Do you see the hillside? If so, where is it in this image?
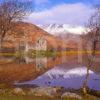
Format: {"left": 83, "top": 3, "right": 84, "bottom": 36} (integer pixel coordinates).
{"left": 3, "top": 22, "right": 70, "bottom": 51}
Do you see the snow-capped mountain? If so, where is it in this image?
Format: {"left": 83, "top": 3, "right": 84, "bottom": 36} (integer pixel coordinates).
{"left": 38, "top": 24, "right": 87, "bottom": 36}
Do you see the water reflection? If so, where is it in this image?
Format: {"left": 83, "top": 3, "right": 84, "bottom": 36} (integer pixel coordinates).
{"left": 15, "top": 66, "right": 100, "bottom": 90}
{"left": 0, "top": 55, "right": 100, "bottom": 91}
{"left": 36, "top": 57, "right": 47, "bottom": 71}
{"left": 0, "top": 56, "right": 63, "bottom": 83}
{"left": 25, "top": 56, "right": 48, "bottom": 71}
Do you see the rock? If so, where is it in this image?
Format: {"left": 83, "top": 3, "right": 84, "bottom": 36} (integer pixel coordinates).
{"left": 0, "top": 89, "right": 5, "bottom": 94}
{"left": 61, "top": 92, "right": 82, "bottom": 100}
{"left": 29, "top": 87, "right": 64, "bottom": 97}
{"left": 12, "top": 88, "right": 25, "bottom": 95}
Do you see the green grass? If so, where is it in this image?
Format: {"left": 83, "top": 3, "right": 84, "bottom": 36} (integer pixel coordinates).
{"left": 0, "top": 96, "right": 61, "bottom": 100}
{"left": 0, "top": 90, "right": 100, "bottom": 100}
{"left": 0, "top": 88, "right": 100, "bottom": 100}
{"left": 0, "top": 95, "right": 100, "bottom": 100}
{"left": 27, "top": 50, "right": 57, "bottom": 58}
{"left": 0, "top": 84, "right": 100, "bottom": 100}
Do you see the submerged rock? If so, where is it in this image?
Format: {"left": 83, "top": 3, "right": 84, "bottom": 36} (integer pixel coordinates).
{"left": 61, "top": 92, "right": 82, "bottom": 100}
{"left": 12, "top": 88, "right": 25, "bottom": 95}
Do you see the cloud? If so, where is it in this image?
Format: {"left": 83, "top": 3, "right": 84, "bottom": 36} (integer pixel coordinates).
{"left": 26, "top": 3, "right": 94, "bottom": 26}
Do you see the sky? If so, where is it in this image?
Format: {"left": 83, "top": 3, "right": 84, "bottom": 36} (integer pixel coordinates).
{"left": 26, "top": 0, "right": 100, "bottom": 26}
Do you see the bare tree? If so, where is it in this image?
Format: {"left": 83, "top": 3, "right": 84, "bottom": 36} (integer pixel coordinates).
{"left": 0, "top": 0, "right": 33, "bottom": 50}
{"left": 82, "top": 6, "right": 100, "bottom": 94}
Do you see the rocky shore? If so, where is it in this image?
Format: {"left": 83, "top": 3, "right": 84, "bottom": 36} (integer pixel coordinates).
{"left": 0, "top": 85, "right": 100, "bottom": 100}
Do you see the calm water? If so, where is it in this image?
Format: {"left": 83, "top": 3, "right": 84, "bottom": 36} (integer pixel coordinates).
{"left": 14, "top": 56, "right": 100, "bottom": 91}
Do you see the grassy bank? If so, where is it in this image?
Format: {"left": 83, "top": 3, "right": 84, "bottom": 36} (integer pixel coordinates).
{"left": 0, "top": 96, "right": 60, "bottom": 100}
{"left": 28, "top": 50, "right": 57, "bottom": 57}
{"left": 0, "top": 91, "right": 100, "bottom": 100}
{"left": 0, "top": 50, "right": 85, "bottom": 59}
{"left": 0, "top": 95, "right": 100, "bottom": 100}
{"left": 6, "top": 50, "right": 58, "bottom": 59}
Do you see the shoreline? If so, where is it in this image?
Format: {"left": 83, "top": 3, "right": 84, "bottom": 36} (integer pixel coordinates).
{"left": 0, "top": 84, "right": 100, "bottom": 99}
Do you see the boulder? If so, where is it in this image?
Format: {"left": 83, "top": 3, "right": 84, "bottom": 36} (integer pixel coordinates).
{"left": 61, "top": 92, "right": 82, "bottom": 100}
{"left": 29, "top": 87, "right": 64, "bottom": 97}
{"left": 12, "top": 88, "right": 25, "bottom": 95}
{"left": 0, "top": 89, "right": 5, "bottom": 94}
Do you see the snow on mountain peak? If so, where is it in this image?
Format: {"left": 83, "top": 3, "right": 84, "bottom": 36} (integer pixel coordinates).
{"left": 38, "top": 24, "right": 87, "bottom": 35}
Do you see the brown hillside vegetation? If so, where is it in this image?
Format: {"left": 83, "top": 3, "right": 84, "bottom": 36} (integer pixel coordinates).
{"left": 3, "top": 22, "right": 70, "bottom": 50}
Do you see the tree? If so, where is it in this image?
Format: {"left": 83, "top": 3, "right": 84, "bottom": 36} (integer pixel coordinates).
{"left": 82, "top": 6, "right": 100, "bottom": 94}
{"left": 0, "top": 0, "right": 33, "bottom": 50}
